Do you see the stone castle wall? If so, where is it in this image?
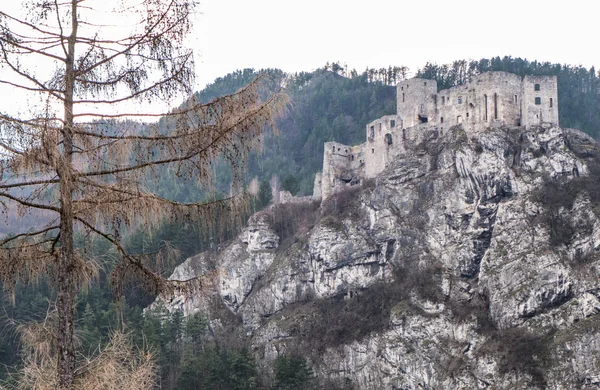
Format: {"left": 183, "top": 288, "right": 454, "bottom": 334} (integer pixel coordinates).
{"left": 397, "top": 79, "right": 438, "bottom": 128}
{"left": 522, "top": 75, "right": 559, "bottom": 128}
{"left": 320, "top": 141, "right": 364, "bottom": 200}
{"left": 314, "top": 71, "right": 559, "bottom": 201}
{"left": 363, "top": 114, "right": 403, "bottom": 178}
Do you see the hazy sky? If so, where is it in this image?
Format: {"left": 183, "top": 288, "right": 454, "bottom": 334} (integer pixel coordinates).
{"left": 193, "top": 0, "right": 598, "bottom": 89}
{"left": 0, "top": 0, "right": 596, "bottom": 118}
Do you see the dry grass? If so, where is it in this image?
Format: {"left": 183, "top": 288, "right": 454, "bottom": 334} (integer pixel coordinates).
{"left": 4, "top": 327, "right": 156, "bottom": 390}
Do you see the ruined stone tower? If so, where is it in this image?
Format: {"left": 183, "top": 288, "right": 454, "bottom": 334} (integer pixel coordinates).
{"left": 314, "top": 71, "right": 559, "bottom": 201}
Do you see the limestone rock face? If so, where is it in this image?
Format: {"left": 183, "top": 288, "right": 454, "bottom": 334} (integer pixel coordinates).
{"left": 156, "top": 125, "right": 600, "bottom": 389}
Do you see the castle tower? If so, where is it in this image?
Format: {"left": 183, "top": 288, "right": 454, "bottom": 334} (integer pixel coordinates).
{"left": 396, "top": 78, "right": 438, "bottom": 128}
{"left": 521, "top": 75, "right": 559, "bottom": 128}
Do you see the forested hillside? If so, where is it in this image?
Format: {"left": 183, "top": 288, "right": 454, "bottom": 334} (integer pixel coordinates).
{"left": 185, "top": 57, "right": 600, "bottom": 196}
{"left": 1, "top": 57, "right": 599, "bottom": 388}
{"left": 188, "top": 67, "right": 397, "bottom": 195}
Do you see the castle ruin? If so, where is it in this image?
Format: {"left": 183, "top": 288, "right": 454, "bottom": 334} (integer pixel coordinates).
{"left": 314, "top": 71, "right": 559, "bottom": 200}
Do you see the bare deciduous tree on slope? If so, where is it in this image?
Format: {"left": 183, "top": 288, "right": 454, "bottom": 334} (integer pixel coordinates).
{"left": 0, "top": 1, "right": 286, "bottom": 387}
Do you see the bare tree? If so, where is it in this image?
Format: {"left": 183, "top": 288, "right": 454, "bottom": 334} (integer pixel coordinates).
{"left": 0, "top": 0, "right": 286, "bottom": 388}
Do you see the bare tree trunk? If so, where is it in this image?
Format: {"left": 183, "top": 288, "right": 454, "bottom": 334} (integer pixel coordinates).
{"left": 57, "top": 2, "right": 78, "bottom": 388}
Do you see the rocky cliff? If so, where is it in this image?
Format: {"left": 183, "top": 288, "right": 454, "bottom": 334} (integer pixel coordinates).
{"left": 155, "top": 124, "right": 600, "bottom": 389}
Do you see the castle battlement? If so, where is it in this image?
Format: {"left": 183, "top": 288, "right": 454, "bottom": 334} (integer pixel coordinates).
{"left": 314, "top": 71, "right": 559, "bottom": 201}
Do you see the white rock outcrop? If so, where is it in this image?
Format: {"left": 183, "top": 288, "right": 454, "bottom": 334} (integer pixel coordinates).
{"left": 154, "top": 124, "right": 600, "bottom": 389}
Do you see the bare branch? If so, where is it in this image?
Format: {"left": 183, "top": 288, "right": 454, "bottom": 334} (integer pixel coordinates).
{"left": 0, "top": 48, "right": 65, "bottom": 101}
{"left": 0, "top": 79, "right": 62, "bottom": 94}
{"left": 75, "top": 0, "right": 178, "bottom": 77}
{"left": 74, "top": 216, "right": 171, "bottom": 296}
{"left": 0, "top": 10, "right": 64, "bottom": 40}
{"left": 0, "top": 191, "right": 60, "bottom": 212}
{"left": 54, "top": 0, "right": 68, "bottom": 57}
{"left": 76, "top": 92, "right": 285, "bottom": 177}
{"left": 0, "top": 178, "right": 59, "bottom": 190}
{"left": 0, "top": 226, "right": 59, "bottom": 247}
{"left": 74, "top": 51, "right": 193, "bottom": 105}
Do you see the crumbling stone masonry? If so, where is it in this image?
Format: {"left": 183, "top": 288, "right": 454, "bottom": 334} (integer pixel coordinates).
{"left": 314, "top": 71, "right": 559, "bottom": 200}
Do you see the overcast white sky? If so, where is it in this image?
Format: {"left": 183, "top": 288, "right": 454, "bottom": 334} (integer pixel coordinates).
{"left": 0, "top": 0, "right": 597, "bottom": 118}
{"left": 193, "top": 0, "right": 598, "bottom": 89}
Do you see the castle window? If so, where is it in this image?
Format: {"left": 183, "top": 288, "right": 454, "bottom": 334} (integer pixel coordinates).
{"left": 458, "top": 96, "right": 463, "bottom": 104}
{"left": 332, "top": 146, "right": 335, "bottom": 152}
{"left": 550, "top": 98, "right": 553, "bottom": 108}
{"left": 424, "top": 82, "right": 427, "bottom": 86}
{"left": 372, "top": 148, "right": 374, "bottom": 153}
{"left": 535, "top": 97, "right": 541, "bottom": 105}
{"left": 534, "top": 83, "right": 540, "bottom": 91}
{"left": 401, "top": 86, "right": 404, "bottom": 91}
{"left": 390, "top": 119, "right": 396, "bottom": 128}
{"left": 484, "top": 94, "right": 488, "bottom": 121}
{"left": 466, "top": 112, "right": 469, "bottom": 118}
{"left": 351, "top": 155, "right": 354, "bottom": 161}
{"left": 379, "top": 122, "right": 382, "bottom": 132}
{"left": 494, "top": 93, "right": 498, "bottom": 119}
{"left": 442, "top": 96, "right": 445, "bottom": 104}
{"left": 402, "top": 93, "right": 405, "bottom": 102}
{"left": 514, "top": 95, "right": 518, "bottom": 103}
{"left": 385, "top": 133, "right": 393, "bottom": 145}
{"left": 440, "top": 117, "right": 444, "bottom": 123}
{"left": 370, "top": 126, "right": 375, "bottom": 139}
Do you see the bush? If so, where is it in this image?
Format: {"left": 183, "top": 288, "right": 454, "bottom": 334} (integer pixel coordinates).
{"left": 532, "top": 163, "right": 600, "bottom": 248}
{"left": 280, "top": 263, "right": 445, "bottom": 354}
{"left": 282, "top": 175, "right": 301, "bottom": 196}
{"left": 264, "top": 201, "right": 320, "bottom": 243}
{"left": 320, "top": 215, "right": 345, "bottom": 232}
{"left": 477, "top": 327, "right": 549, "bottom": 388}
{"left": 177, "top": 347, "right": 258, "bottom": 390}
{"left": 272, "top": 356, "right": 312, "bottom": 390}
{"left": 257, "top": 180, "right": 273, "bottom": 210}
{"left": 320, "top": 185, "right": 363, "bottom": 217}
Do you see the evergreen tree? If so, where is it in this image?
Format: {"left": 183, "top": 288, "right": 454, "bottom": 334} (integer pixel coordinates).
{"left": 272, "top": 356, "right": 313, "bottom": 390}
{"left": 258, "top": 180, "right": 273, "bottom": 209}
{"left": 282, "top": 175, "right": 301, "bottom": 196}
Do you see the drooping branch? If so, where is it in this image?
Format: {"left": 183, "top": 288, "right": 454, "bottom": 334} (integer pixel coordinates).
{"left": 0, "top": 48, "right": 65, "bottom": 101}
{"left": 0, "top": 238, "right": 57, "bottom": 296}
